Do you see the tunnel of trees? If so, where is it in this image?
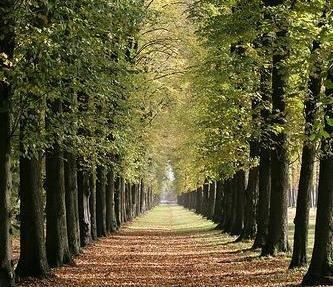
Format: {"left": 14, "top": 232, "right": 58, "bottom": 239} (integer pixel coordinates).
{"left": 0, "top": 0, "right": 333, "bottom": 286}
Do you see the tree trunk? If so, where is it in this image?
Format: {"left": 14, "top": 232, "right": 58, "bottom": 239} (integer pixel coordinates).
{"left": 238, "top": 95, "right": 260, "bottom": 241}
{"left": 139, "top": 180, "right": 144, "bottom": 213}
{"left": 46, "top": 142, "right": 71, "bottom": 267}
{"left": 89, "top": 170, "right": 97, "bottom": 240}
{"left": 126, "top": 183, "right": 132, "bottom": 220}
{"left": 195, "top": 186, "right": 203, "bottom": 215}
{"left": 96, "top": 166, "right": 107, "bottom": 237}
{"left": 0, "top": 2, "right": 15, "bottom": 285}
{"left": 253, "top": 59, "right": 272, "bottom": 249}
{"left": 131, "top": 183, "right": 136, "bottom": 218}
{"left": 0, "top": 102, "right": 14, "bottom": 285}
{"left": 106, "top": 169, "right": 117, "bottom": 233}
{"left": 16, "top": 153, "right": 49, "bottom": 279}
{"left": 262, "top": 22, "right": 290, "bottom": 255}
{"left": 121, "top": 178, "right": 127, "bottom": 222}
{"left": 114, "top": 177, "right": 122, "bottom": 227}
{"left": 64, "top": 152, "right": 80, "bottom": 256}
{"left": 207, "top": 182, "right": 216, "bottom": 220}
{"left": 78, "top": 167, "right": 91, "bottom": 247}
{"left": 213, "top": 180, "right": 223, "bottom": 224}
{"left": 230, "top": 171, "right": 245, "bottom": 236}
{"left": 238, "top": 162, "right": 258, "bottom": 241}
{"left": 302, "top": 67, "right": 333, "bottom": 286}
{"left": 217, "top": 180, "right": 232, "bottom": 231}
{"left": 302, "top": 157, "right": 333, "bottom": 285}
{"left": 202, "top": 180, "right": 209, "bottom": 218}
{"left": 290, "top": 40, "right": 321, "bottom": 269}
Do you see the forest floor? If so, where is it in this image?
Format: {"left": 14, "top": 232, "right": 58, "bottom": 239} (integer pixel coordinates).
{"left": 16, "top": 205, "right": 313, "bottom": 287}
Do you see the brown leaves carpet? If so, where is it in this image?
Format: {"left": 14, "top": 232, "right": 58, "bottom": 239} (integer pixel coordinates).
{"left": 17, "top": 205, "right": 305, "bottom": 286}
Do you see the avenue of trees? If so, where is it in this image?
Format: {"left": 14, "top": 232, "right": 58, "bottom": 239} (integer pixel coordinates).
{"left": 1, "top": 0, "right": 333, "bottom": 287}
{"left": 0, "top": 1, "right": 165, "bottom": 286}
{"left": 176, "top": 0, "right": 333, "bottom": 286}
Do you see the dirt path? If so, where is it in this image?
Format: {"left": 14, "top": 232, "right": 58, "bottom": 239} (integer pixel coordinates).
{"left": 18, "top": 205, "right": 304, "bottom": 287}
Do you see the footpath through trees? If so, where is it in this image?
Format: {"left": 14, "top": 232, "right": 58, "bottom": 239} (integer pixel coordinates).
{"left": 17, "top": 205, "right": 305, "bottom": 287}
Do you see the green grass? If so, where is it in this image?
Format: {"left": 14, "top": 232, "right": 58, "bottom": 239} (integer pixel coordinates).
{"left": 128, "top": 204, "right": 217, "bottom": 234}
{"left": 131, "top": 205, "right": 317, "bottom": 258}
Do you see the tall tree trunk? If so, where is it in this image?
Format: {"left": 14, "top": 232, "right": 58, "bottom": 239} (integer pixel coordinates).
{"left": 89, "top": 170, "right": 97, "bottom": 240}
{"left": 131, "top": 183, "right": 136, "bottom": 218}
{"left": 64, "top": 152, "right": 80, "bottom": 256}
{"left": 302, "top": 66, "right": 333, "bottom": 286}
{"left": 202, "top": 180, "right": 209, "bottom": 218}
{"left": 0, "top": 106, "right": 14, "bottom": 285}
{"left": 195, "top": 186, "right": 203, "bottom": 215}
{"left": 253, "top": 62, "right": 272, "bottom": 249}
{"left": 46, "top": 140, "right": 71, "bottom": 267}
{"left": 96, "top": 166, "right": 107, "bottom": 237}
{"left": 238, "top": 96, "right": 260, "bottom": 241}
{"left": 140, "top": 180, "right": 145, "bottom": 213}
{"left": 114, "top": 177, "right": 122, "bottom": 227}
{"left": 262, "top": 8, "right": 290, "bottom": 254}
{"left": 16, "top": 152, "right": 49, "bottom": 278}
{"left": 239, "top": 155, "right": 259, "bottom": 241}
{"left": 126, "top": 183, "right": 132, "bottom": 220}
{"left": 121, "top": 178, "right": 127, "bottom": 222}
{"left": 230, "top": 171, "right": 245, "bottom": 236}
{"left": 217, "top": 180, "right": 232, "bottom": 231}
{"left": 17, "top": 91, "right": 49, "bottom": 278}
{"left": 213, "top": 180, "right": 223, "bottom": 224}
{"left": 0, "top": 2, "right": 15, "bottom": 285}
{"left": 207, "top": 182, "right": 216, "bottom": 220}
{"left": 135, "top": 183, "right": 140, "bottom": 216}
{"left": 78, "top": 167, "right": 91, "bottom": 247}
{"left": 106, "top": 168, "right": 117, "bottom": 233}
{"left": 290, "top": 40, "right": 321, "bottom": 269}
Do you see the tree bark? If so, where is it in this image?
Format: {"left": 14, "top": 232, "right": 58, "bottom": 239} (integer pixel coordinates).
{"left": 238, "top": 159, "right": 258, "bottom": 241}
{"left": 195, "top": 186, "right": 203, "bottom": 215}
{"left": 89, "top": 170, "right": 97, "bottom": 240}
{"left": 217, "top": 180, "right": 232, "bottom": 231}
{"left": 238, "top": 95, "right": 260, "bottom": 241}
{"left": 121, "top": 178, "right": 127, "bottom": 222}
{"left": 114, "top": 177, "right": 122, "bottom": 227}
{"left": 139, "top": 180, "right": 145, "bottom": 213}
{"left": 126, "top": 183, "right": 132, "bottom": 220}
{"left": 106, "top": 169, "right": 117, "bottom": 233}
{"left": 0, "top": 108, "right": 14, "bottom": 285}
{"left": 202, "top": 180, "right": 209, "bottom": 218}
{"left": 96, "top": 166, "right": 107, "bottom": 237}
{"left": 213, "top": 180, "right": 223, "bottom": 224}
{"left": 207, "top": 182, "right": 216, "bottom": 220}
{"left": 46, "top": 141, "right": 71, "bottom": 267}
{"left": 64, "top": 152, "right": 80, "bottom": 256}
{"left": 230, "top": 171, "right": 245, "bottom": 236}
{"left": 290, "top": 40, "right": 321, "bottom": 269}
{"left": 78, "top": 167, "right": 92, "bottom": 247}
{"left": 253, "top": 59, "right": 272, "bottom": 249}
{"left": 262, "top": 22, "right": 290, "bottom": 255}
{"left": 16, "top": 153, "right": 49, "bottom": 279}
{"left": 0, "top": 1, "right": 15, "bottom": 285}
{"left": 302, "top": 66, "right": 333, "bottom": 286}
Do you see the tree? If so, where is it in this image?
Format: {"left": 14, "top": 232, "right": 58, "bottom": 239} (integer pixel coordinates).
{"left": 64, "top": 151, "right": 81, "bottom": 256}
{"left": 0, "top": 1, "right": 15, "bottom": 285}
{"left": 46, "top": 101, "right": 71, "bottom": 267}
{"left": 106, "top": 168, "right": 117, "bottom": 233}
{"left": 262, "top": 0, "right": 290, "bottom": 256}
{"left": 302, "top": 65, "right": 333, "bottom": 286}
{"left": 290, "top": 39, "right": 322, "bottom": 268}
{"left": 253, "top": 62, "right": 272, "bottom": 249}
{"left": 96, "top": 166, "right": 107, "bottom": 237}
